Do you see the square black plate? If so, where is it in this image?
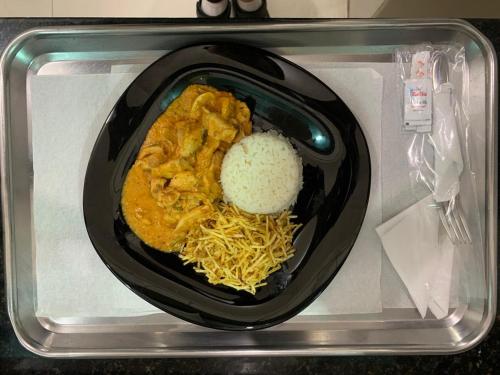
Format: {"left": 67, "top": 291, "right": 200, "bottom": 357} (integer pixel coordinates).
{"left": 83, "top": 44, "right": 370, "bottom": 330}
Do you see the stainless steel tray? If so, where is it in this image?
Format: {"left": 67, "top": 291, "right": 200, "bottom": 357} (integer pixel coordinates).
{"left": 1, "top": 19, "right": 497, "bottom": 357}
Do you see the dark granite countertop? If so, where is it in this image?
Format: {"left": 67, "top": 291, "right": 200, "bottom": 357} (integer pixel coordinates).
{"left": 0, "top": 18, "right": 498, "bottom": 374}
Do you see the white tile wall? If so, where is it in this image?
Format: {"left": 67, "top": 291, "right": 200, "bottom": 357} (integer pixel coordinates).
{"left": 0, "top": 0, "right": 350, "bottom": 18}
{"left": 349, "top": 0, "right": 383, "bottom": 17}
{"left": 267, "top": 0, "right": 346, "bottom": 18}
{"left": 53, "top": 0, "right": 197, "bottom": 18}
{"left": 0, "top": 0, "right": 52, "bottom": 17}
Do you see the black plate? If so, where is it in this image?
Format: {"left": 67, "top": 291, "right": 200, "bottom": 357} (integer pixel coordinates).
{"left": 83, "top": 44, "right": 370, "bottom": 330}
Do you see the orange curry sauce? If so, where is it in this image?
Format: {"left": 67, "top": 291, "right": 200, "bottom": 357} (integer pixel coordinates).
{"left": 121, "top": 85, "right": 252, "bottom": 251}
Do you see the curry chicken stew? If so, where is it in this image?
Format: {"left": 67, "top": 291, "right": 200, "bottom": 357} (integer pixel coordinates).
{"left": 121, "top": 84, "right": 252, "bottom": 251}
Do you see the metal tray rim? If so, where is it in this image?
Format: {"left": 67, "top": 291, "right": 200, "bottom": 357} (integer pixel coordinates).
{"left": 1, "top": 18, "right": 497, "bottom": 357}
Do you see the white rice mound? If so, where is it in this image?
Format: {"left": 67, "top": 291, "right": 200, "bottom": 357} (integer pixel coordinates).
{"left": 220, "top": 131, "right": 303, "bottom": 214}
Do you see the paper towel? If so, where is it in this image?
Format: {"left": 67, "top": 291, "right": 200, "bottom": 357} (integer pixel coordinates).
{"left": 32, "top": 73, "right": 162, "bottom": 318}
{"left": 299, "top": 66, "right": 383, "bottom": 315}
{"left": 32, "top": 63, "right": 383, "bottom": 319}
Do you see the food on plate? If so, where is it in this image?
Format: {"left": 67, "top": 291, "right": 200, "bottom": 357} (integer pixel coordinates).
{"left": 121, "top": 84, "right": 303, "bottom": 294}
{"left": 121, "top": 84, "right": 252, "bottom": 251}
{"left": 181, "top": 203, "right": 300, "bottom": 294}
{"left": 220, "top": 131, "right": 303, "bottom": 214}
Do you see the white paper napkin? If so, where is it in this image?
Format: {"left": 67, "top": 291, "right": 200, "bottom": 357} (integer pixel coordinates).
{"left": 376, "top": 195, "right": 455, "bottom": 318}
{"left": 428, "top": 233, "right": 455, "bottom": 319}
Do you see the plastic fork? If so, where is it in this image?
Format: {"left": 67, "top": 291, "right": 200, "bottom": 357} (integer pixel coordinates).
{"left": 431, "top": 53, "right": 472, "bottom": 245}
{"left": 434, "top": 197, "right": 472, "bottom": 245}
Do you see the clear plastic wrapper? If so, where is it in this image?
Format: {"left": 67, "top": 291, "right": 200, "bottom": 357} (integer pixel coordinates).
{"left": 394, "top": 44, "right": 486, "bottom": 315}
